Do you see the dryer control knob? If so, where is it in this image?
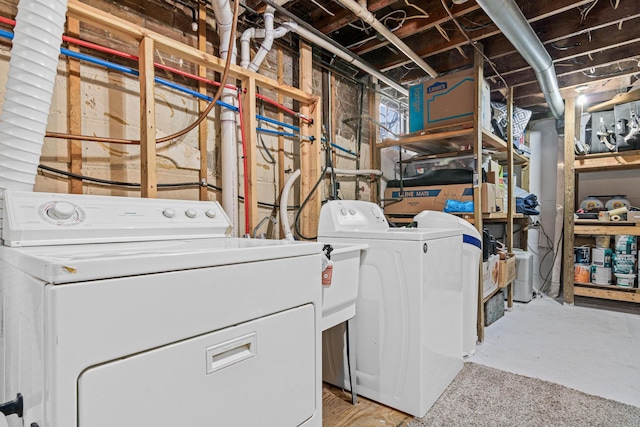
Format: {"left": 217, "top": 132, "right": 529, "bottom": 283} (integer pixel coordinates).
{"left": 162, "top": 208, "right": 176, "bottom": 218}
{"left": 47, "top": 201, "right": 76, "bottom": 220}
{"left": 348, "top": 209, "right": 356, "bottom": 215}
{"left": 185, "top": 208, "right": 197, "bottom": 218}
{"left": 340, "top": 208, "right": 347, "bottom": 216}
{"left": 205, "top": 209, "right": 217, "bottom": 218}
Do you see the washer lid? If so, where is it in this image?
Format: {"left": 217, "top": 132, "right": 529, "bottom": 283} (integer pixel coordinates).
{"left": 0, "top": 238, "right": 321, "bottom": 284}
{"left": 318, "top": 227, "right": 460, "bottom": 241}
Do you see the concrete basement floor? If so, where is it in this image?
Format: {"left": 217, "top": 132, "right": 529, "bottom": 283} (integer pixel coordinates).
{"left": 468, "top": 295, "right": 640, "bottom": 408}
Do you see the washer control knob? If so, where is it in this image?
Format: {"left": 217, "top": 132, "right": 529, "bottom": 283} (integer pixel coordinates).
{"left": 340, "top": 208, "right": 347, "bottom": 216}
{"left": 47, "top": 201, "right": 76, "bottom": 220}
{"left": 185, "top": 208, "right": 197, "bottom": 218}
{"left": 162, "top": 208, "right": 176, "bottom": 218}
{"left": 205, "top": 209, "right": 217, "bottom": 218}
{"left": 349, "top": 209, "right": 356, "bottom": 215}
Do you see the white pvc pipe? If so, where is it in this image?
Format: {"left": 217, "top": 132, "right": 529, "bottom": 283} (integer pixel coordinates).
{"left": 325, "top": 167, "right": 383, "bottom": 176}
{"left": 334, "top": 0, "right": 438, "bottom": 78}
{"left": 241, "top": 26, "right": 289, "bottom": 70}
{"left": 282, "top": 21, "right": 408, "bottom": 96}
{"left": 211, "top": 0, "right": 239, "bottom": 235}
{"left": 0, "top": 0, "right": 68, "bottom": 191}
{"left": 248, "top": 6, "right": 275, "bottom": 72}
{"left": 280, "top": 169, "right": 300, "bottom": 241}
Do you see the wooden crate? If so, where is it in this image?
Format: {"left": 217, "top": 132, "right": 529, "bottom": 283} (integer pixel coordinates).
{"left": 498, "top": 253, "right": 516, "bottom": 288}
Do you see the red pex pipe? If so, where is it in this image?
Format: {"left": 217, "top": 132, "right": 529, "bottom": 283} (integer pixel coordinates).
{"left": 0, "top": 14, "right": 309, "bottom": 122}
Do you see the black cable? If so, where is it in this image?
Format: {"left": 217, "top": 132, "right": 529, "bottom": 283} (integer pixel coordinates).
{"left": 37, "top": 164, "right": 301, "bottom": 209}
{"left": 294, "top": 164, "right": 330, "bottom": 240}
{"left": 256, "top": 87, "right": 277, "bottom": 165}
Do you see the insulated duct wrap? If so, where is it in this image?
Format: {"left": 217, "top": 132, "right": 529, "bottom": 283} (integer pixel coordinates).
{"left": 0, "top": 0, "right": 68, "bottom": 191}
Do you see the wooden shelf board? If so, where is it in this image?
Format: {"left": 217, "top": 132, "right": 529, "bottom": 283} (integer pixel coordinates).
{"left": 575, "top": 150, "right": 640, "bottom": 172}
{"left": 451, "top": 212, "right": 525, "bottom": 224}
{"left": 378, "top": 123, "right": 508, "bottom": 155}
{"left": 575, "top": 283, "right": 640, "bottom": 303}
{"left": 574, "top": 224, "right": 640, "bottom": 236}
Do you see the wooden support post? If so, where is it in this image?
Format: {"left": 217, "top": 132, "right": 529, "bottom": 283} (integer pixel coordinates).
{"left": 139, "top": 37, "right": 157, "bottom": 198}
{"left": 197, "top": 2, "right": 208, "bottom": 201}
{"left": 277, "top": 48, "right": 286, "bottom": 238}
{"left": 506, "top": 87, "right": 515, "bottom": 309}
{"left": 67, "top": 17, "right": 83, "bottom": 194}
{"left": 241, "top": 77, "right": 259, "bottom": 234}
{"left": 299, "top": 41, "right": 321, "bottom": 239}
{"left": 369, "top": 77, "right": 380, "bottom": 202}
{"left": 563, "top": 97, "right": 577, "bottom": 304}
{"left": 506, "top": 87, "right": 514, "bottom": 252}
{"left": 473, "top": 46, "right": 486, "bottom": 342}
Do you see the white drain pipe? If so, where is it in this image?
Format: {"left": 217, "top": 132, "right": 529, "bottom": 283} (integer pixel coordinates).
{"left": 211, "top": 0, "right": 239, "bottom": 235}
{"left": 280, "top": 169, "right": 300, "bottom": 241}
{"left": 240, "top": 25, "right": 289, "bottom": 70}
{"left": 334, "top": 0, "right": 438, "bottom": 79}
{"left": 0, "top": 0, "right": 68, "bottom": 191}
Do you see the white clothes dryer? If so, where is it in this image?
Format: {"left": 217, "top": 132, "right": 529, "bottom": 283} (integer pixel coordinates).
{"left": 0, "top": 190, "right": 322, "bottom": 427}
{"left": 318, "top": 200, "right": 463, "bottom": 417}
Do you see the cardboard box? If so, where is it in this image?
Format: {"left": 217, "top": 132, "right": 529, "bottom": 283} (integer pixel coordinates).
{"left": 628, "top": 211, "right": 640, "bottom": 223}
{"left": 482, "top": 253, "right": 500, "bottom": 300}
{"left": 408, "top": 68, "right": 491, "bottom": 133}
{"left": 481, "top": 183, "right": 497, "bottom": 213}
{"left": 384, "top": 183, "right": 473, "bottom": 215}
{"left": 384, "top": 182, "right": 495, "bottom": 215}
{"left": 498, "top": 253, "right": 516, "bottom": 288}
{"left": 495, "top": 184, "right": 506, "bottom": 212}
{"left": 486, "top": 160, "right": 501, "bottom": 184}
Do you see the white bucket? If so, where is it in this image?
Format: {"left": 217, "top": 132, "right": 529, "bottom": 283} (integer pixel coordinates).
{"left": 615, "top": 273, "right": 636, "bottom": 288}
{"left": 591, "top": 266, "right": 612, "bottom": 285}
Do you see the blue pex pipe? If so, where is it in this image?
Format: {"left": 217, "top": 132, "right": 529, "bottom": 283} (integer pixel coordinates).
{"left": 0, "top": 29, "right": 304, "bottom": 129}
{"left": 330, "top": 142, "right": 357, "bottom": 157}
{"left": 257, "top": 127, "right": 313, "bottom": 140}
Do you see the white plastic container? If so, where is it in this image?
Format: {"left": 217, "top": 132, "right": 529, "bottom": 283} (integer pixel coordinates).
{"left": 615, "top": 273, "right": 636, "bottom": 288}
{"left": 319, "top": 243, "right": 368, "bottom": 331}
{"left": 513, "top": 249, "right": 534, "bottom": 302}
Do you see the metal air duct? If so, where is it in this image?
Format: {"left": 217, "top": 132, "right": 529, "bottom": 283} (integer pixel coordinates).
{"left": 476, "top": 0, "right": 564, "bottom": 119}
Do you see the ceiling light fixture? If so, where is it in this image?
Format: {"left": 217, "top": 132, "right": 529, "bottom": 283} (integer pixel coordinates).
{"left": 574, "top": 84, "right": 589, "bottom": 92}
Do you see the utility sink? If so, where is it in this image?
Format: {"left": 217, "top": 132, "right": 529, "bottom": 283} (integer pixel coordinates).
{"left": 320, "top": 243, "right": 368, "bottom": 331}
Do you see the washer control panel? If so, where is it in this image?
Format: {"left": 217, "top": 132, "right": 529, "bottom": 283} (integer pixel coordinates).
{"left": 318, "top": 200, "right": 388, "bottom": 233}
{"left": 2, "top": 190, "right": 232, "bottom": 247}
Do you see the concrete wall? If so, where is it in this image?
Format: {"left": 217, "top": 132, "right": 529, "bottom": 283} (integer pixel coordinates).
{"left": 0, "top": 0, "right": 375, "bottom": 237}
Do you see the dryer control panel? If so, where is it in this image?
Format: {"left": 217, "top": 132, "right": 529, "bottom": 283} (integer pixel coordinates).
{"left": 318, "top": 200, "right": 388, "bottom": 233}
{"left": 1, "top": 190, "right": 232, "bottom": 247}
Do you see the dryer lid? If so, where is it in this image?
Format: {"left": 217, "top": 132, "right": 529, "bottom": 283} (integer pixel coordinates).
{"left": 0, "top": 237, "right": 322, "bottom": 284}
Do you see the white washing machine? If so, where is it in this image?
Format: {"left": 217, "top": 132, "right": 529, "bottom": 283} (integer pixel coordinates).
{"left": 0, "top": 190, "right": 322, "bottom": 427}
{"left": 318, "top": 200, "right": 463, "bottom": 417}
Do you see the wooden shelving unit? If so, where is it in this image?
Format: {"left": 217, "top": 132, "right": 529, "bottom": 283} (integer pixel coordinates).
{"left": 375, "top": 47, "right": 526, "bottom": 342}
{"left": 564, "top": 147, "right": 640, "bottom": 304}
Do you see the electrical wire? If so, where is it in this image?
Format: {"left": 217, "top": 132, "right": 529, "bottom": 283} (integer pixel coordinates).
{"left": 294, "top": 163, "right": 330, "bottom": 241}
{"left": 37, "top": 163, "right": 300, "bottom": 209}
{"left": 46, "top": 0, "right": 239, "bottom": 146}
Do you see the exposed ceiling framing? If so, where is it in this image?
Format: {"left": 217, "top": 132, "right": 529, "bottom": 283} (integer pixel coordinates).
{"left": 242, "top": 0, "right": 640, "bottom": 118}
